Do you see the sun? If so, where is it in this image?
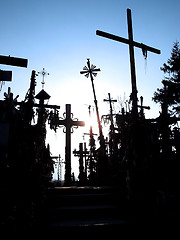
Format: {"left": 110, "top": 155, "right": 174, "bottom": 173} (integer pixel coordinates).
{"left": 83, "top": 106, "right": 99, "bottom": 135}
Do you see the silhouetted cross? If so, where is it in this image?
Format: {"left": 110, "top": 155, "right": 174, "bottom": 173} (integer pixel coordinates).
{"left": 138, "top": 96, "right": 150, "bottom": 119}
{"left": 58, "top": 104, "right": 85, "bottom": 186}
{"left": 96, "top": 8, "right": 160, "bottom": 120}
{"left": 80, "top": 59, "right": 104, "bottom": 146}
{"left": 73, "top": 143, "right": 89, "bottom": 184}
{"left": 38, "top": 68, "right": 49, "bottom": 89}
{"left": 103, "top": 93, "right": 117, "bottom": 130}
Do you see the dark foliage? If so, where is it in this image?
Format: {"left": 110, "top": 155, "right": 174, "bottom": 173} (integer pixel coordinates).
{"left": 153, "top": 41, "right": 180, "bottom": 115}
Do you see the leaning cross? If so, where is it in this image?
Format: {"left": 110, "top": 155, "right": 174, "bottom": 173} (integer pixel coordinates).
{"left": 58, "top": 104, "right": 85, "bottom": 186}
{"left": 96, "top": 8, "right": 160, "bottom": 120}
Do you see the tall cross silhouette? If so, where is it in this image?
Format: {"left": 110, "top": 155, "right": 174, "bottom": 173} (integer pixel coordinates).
{"left": 96, "top": 8, "right": 160, "bottom": 120}
{"left": 80, "top": 59, "right": 104, "bottom": 146}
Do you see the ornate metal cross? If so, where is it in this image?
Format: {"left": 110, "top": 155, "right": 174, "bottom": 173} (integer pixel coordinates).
{"left": 38, "top": 68, "right": 49, "bottom": 89}
{"left": 58, "top": 104, "right": 85, "bottom": 185}
{"left": 80, "top": 59, "right": 104, "bottom": 146}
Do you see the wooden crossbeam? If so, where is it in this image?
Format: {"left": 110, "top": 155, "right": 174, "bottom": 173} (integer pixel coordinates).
{"left": 96, "top": 30, "right": 161, "bottom": 55}
{"left": 0, "top": 55, "right": 28, "bottom": 68}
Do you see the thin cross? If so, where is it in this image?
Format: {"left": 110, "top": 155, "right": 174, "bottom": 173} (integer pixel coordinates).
{"left": 58, "top": 104, "right": 85, "bottom": 186}
{"left": 38, "top": 67, "right": 49, "bottom": 89}
{"left": 96, "top": 8, "right": 160, "bottom": 120}
{"left": 103, "top": 93, "right": 117, "bottom": 131}
{"left": 80, "top": 59, "right": 104, "bottom": 146}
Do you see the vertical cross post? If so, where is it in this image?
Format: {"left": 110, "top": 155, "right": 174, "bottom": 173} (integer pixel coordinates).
{"left": 59, "top": 104, "right": 85, "bottom": 186}
{"left": 127, "top": 9, "right": 138, "bottom": 119}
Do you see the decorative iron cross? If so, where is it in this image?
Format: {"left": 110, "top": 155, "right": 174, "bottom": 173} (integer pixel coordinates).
{"left": 58, "top": 104, "right": 85, "bottom": 186}
{"left": 96, "top": 8, "right": 160, "bottom": 120}
{"left": 80, "top": 59, "right": 104, "bottom": 146}
{"left": 38, "top": 68, "right": 49, "bottom": 89}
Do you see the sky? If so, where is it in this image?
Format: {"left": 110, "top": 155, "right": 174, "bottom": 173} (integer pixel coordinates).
{"left": 0, "top": 0, "right": 180, "bottom": 180}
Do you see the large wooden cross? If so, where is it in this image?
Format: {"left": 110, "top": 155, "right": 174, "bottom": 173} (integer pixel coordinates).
{"left": 58, "top": 104, "right": 85, "bottom": 185}
{"left": 96, "top": 8, "right": 160, "bottom": 120}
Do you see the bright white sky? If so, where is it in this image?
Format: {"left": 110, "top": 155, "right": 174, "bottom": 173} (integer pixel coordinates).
{"left": 0, "top": 0, "right": 180, "bottom": 180}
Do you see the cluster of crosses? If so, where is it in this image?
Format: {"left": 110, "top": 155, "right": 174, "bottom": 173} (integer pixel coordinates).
{"left": 0, "top": 8, "right": 161, "bottom": 186}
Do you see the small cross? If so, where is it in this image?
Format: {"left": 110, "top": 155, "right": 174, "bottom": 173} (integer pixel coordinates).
{"left": 0, "top": 54, "right": 28, "bottom": 91}
{"left": 103, "top": 93, "right": 117, "bottom": 129}
{"left": 138, "top": 96, "right": 150, "bottom": 119}
{"left": 38, "top": 67, "right": 49, "bottom": 89}
{"left": 73, "top": 143, "right": 89, "bottom": 185}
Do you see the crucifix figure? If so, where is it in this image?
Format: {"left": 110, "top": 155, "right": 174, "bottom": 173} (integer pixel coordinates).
{"left": 59, "top": 104, "right": 85, "bottom": 186}
{"left": 96, "top": 8, "right": 160, "bottom": 120}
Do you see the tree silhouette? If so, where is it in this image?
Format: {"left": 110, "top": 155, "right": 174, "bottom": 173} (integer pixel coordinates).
{"left": 153, "top": 41, "right": 180, "bottom": 116}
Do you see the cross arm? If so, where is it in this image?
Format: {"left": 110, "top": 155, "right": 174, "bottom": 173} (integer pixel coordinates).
{"left": 73, "top": 120, "right": 85, "bottom": 127}
{"left": 80, "top": 69, "right": 101, "bottom": 75}
{"left": 58, "top": 119, "right": 66, "bottom": 126}
{"left": 103, "top": 99, "right": 117, "bottom": 102}
{"left": 15, "top": 102, "right": 60, "bottom": 110}
{"left": 80, "top": 70, "right": 89, "bottom": 74}
{"left": 0, "top": 55, "right": 28, "bottom": 67}
{"left": 96, "top": 30, "right": 161, "bottom": 55}
{"left": 137, "top": 105, "right": 150, "bottom": 110}
{"left": 34, "top": 103, "right": 60, "bottom": 109}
